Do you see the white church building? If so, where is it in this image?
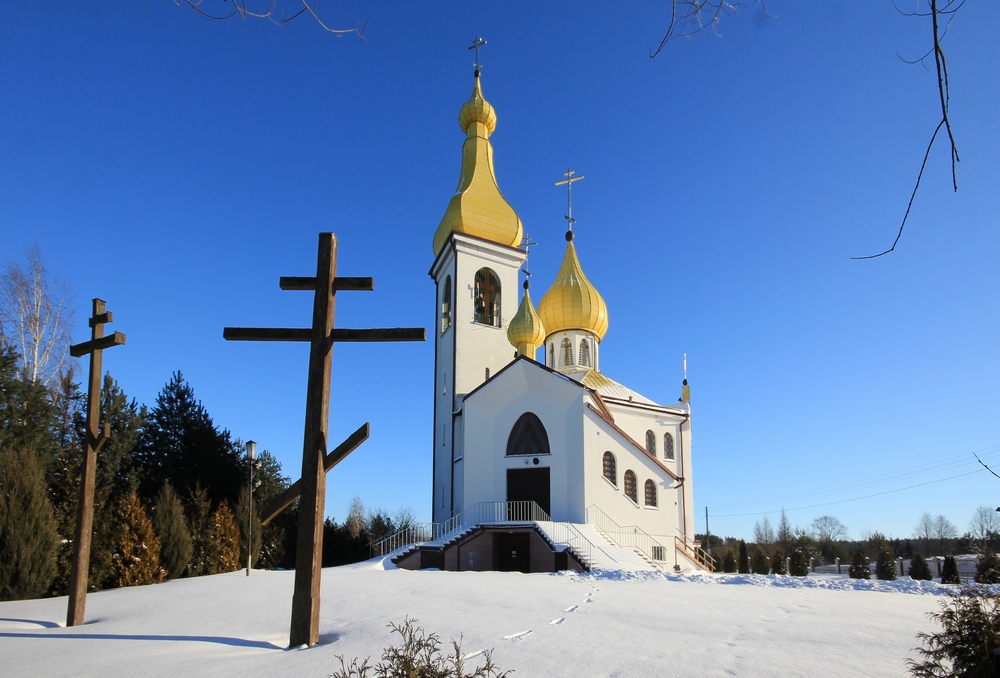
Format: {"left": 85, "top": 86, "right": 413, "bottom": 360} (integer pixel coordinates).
{"left": 390, "top": 67, "right": 711, "bottom": 574}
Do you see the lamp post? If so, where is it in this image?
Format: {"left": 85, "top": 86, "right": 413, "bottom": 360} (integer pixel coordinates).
{"left": 246, "top": 440, "right": 257, "bottom": 576}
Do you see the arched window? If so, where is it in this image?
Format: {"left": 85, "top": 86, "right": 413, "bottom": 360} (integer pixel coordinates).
{"left": 645, "top": 430, "right": 656, "bottom": 456}
{"left": 549, "top": 343, "right": 554, "bottom": 367}
{"left": 506, "top": 412, "right": 550, "bottom": 457}
{"left": 561, "top": 338, "right": 574, "bottom": 367}
{"left": 624, "top": 470, "right": 637, "bottom": 504}
{"left": 440, "top": 276, "right": 452, "bottom": 334}
{"left": 602, "top": 452, "right": 617, "bottom": 486}
{"left": 644, "top": 479, "right": 657, "bottom": 507}
{"left": 664, "top": 432, "right": 675, "bottom": 461}
{"left": 579, "top": 338, "right": 591, "bottom": 367}
{"left": 473, "top": 268, "right": 501, "bottom": 327}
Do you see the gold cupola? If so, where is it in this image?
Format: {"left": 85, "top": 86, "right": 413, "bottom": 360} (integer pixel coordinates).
{"left": 507, "top": 281, "right": 546, "bottom": 358}
{"left": 538, "top": 232, "right": 609, "bottom": 341}
{"left": 433, "top": 71, "right": 523, "bottom": 256}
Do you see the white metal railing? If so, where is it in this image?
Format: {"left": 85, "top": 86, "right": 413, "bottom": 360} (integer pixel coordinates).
{"left": 585, "top": 504, "right": 715, "bottom": 572}
{"left": 536, "top": 520, "right": 594, "bottom": 570}
{"left": 370, "top": 501, "right": 552, "bottom": 558}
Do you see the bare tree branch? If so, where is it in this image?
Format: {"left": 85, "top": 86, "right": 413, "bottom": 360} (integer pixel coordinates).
{"left": 856, "top": 0, "right": 962, "bottom": 259}
{"left": 650, "top": 1, "right": 772, "bottom": 59}
{"left": 173, "top": 0, "right": 368, "bottom": 39}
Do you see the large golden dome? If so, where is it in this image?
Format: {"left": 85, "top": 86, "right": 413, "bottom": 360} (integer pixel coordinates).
{"left": 432, "top": 72, "right": 523, "bottom": 256}
{"left": 507, "top": 284, "right": 546, "bottom": 358}
{"left": 538, "top": 235, "right": 609, "bottom": 341}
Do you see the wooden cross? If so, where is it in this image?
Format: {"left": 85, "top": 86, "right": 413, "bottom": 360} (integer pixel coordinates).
{"left": 223, "top": 232, "right": 424, "bottom": 648}
{"left": 66, "top": 299, "right": 126, "bottom": 627}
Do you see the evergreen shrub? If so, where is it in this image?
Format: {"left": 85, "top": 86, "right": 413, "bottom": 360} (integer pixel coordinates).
{"left": 789, "top": 550, "right": 809, "bottom": 577}
{"left": 907, "top": 585, "right": 1000, "bottom": 677}
{"left": 111, "top": 491, "right": 164, "bottom": 587}
{"left": 737, "top": 541, "right": 750, "bottom": 574}
{"left": 770, "top": 547, "right": 787, "bottom": 575}
{"left": 908, "top": 552, "right": 932, "bottom": 581}
{"left": 212, "top": 502, "right": 241, "bottom": 573}
{"left": 751, "top": 548, "right": 770, "bottom": 575}
{"left": 722, "top": 548, "right": 737, "bottom": 573}
{"left": 0, "top": 444, "right": 58, "bottom": 599}
{"left": 153, "top": 483, "right": 192, "bottom": 579}
{"left": 941, "top": 556, "right": 960, "bottom": 585}
{"left": 849, "top": 548, "right": 870, "bottom": 579}
{"left": 876, "top": 545, "right": 897, "bottom": 581}
{"left": 976, "top": 547, "right": 1000, "bottom": 585}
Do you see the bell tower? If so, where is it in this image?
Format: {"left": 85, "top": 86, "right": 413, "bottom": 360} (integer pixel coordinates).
{"left": 430, "top": 53, "right": 526, "bottom": 522}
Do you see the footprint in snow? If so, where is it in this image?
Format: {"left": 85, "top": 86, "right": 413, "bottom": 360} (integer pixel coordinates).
{"left": 463, "top": 650, "right": 485, "bottom": 661}
{"left": 584, "top": 598, "right": 593, "bottom": 603}
{"left": 548, "top": 618, "right": 565, "bottom": 625}
{"left": 502, "top": 630, "right": 532, "bottom": 642}
{"left": 564, "top": 605, "right": 579, "bottom": 613}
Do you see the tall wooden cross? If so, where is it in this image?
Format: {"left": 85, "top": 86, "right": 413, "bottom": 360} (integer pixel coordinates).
{"left": 66, "top": 299, "right": 126, "bottom": 627}
{"left": 223, "top": 232, "right": 424, "bottom": 648}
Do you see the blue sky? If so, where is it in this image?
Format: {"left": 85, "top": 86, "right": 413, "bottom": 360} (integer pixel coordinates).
{"left": 2, "top": 2, "right": 998, "bottom": 542}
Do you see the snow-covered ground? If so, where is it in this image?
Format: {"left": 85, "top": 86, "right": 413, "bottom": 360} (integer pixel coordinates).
{"left": 0, "top": 560, "right": 958, "bottom": 677}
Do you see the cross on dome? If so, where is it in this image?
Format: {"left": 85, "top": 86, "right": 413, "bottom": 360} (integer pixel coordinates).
{"left": 555, "top": 168, "right": 585, "bottom": 234}
{"left": 468, "top": 36, "right": 487, "bottom": 72}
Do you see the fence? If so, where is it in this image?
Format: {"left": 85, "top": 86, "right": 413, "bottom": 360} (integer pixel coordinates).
{"left": 812, "top": 556, "right": 979, "bottom": 582}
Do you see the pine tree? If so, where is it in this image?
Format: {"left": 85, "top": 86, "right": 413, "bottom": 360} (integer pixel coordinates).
{"left": 875, "top": 545, "right": 897, "bottom": 581}
{"left": 236, "top": 485, "right": 261, "bottom": 571}
{"left": 737, "top": 540, "right": 751, "bottom": 574}
{"left": 976, "top": 547, "right": 1000, "bottom": 584}
{"left": 153, "top": 483, "right": 192, "bottom": 580}
{"left": 212, "top": 501, "right": 241, "bottom": 573}
{"left": 722, "top": 547, "right": 737, "bottom": 573}
{"left": 770, "top": 547, "right": 787, "bottom": 575}
{"left": 776, "top": 508, "right": 793, "bottom": 552}
{"left": 0, "top": 443, "right": 58, "bottom": 599}
{"left": 110, "top": 491, "right": 164, "bottom": 587}
{"left": 751, "top": 548, "right": 770, "bottom": 575}
{"left": 849, "top": 548, "right": 870, "bottom": 579}
{"left": 789, "top": 549, "right": 809, "bottom": 577}
{"left": 187, "top": 484, "right": 216, "bottom": 576}
{"left": 908, "top": 552, "right": 933, "bottom": 581}
{"left": 136, "top": 372, "right": 242, "bottom": 506}
{"left": 940, "top": 556, "right": 960, "bottom": 584}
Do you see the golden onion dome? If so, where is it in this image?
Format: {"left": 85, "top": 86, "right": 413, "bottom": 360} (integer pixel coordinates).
{"left": 433, "top": 72, "right": 522, "bottom": 256}
{"left": 538, "top": 233, "right": 609, "bottom": 341}
{"left": 507, "top": 283, "right": 546, "bottom": 358}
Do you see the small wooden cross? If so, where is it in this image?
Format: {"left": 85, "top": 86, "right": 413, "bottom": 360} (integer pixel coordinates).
{"left": 66, "top": 299, "right": 126, "bottom": 627}
{"left": 224, "top": 232, "right": 424, "bottom": 648}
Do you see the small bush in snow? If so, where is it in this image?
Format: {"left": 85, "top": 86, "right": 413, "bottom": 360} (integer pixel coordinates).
{"left": 875, "top": 545, "right": 897, "bottom": 581}
{"left": 907, "top": 585, "right": 1000, "bottom": 677}
{"left": 330, "top": 616, "right": 510, "bottom": 678}
{"left": 940, "top": 556, "right": 960, "bottom": 585}
{"left": 737, "top": 541, "right": 750, "bottom": 574}
{"left": 721, "top": 548, "right": 737, "bottom": 573}
{"left": 976, "top": 547, "right": 1000, "bottom": 585}
{"left": 751, "top": 548, "right": 770, "bottom": 575}
{"left": 849, "top": 548, "right": 870, "bottom": 580}
{"left": 908, "top": 553, "right": 932, "bottom": 581}
{"left": 789, "top": 550, "right": 808, "bottom": 577}
{"left": 770, "top": 547, "right": 787, "bottom": 575}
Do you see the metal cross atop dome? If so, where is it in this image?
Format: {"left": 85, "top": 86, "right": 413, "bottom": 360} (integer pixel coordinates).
{"left": 469, "top": 36, "right": 487, "bottom": 70}
{"left": 519, "top": 234, "right": 537, "bottom": 284}
{"left": 555, "top": 168, "right": 585, "bottom": 231}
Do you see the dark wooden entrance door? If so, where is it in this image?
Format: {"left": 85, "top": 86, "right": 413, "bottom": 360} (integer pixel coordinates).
{"left": 496, "top": 532, "right": 530, "bottom": 573}
{"left": 506, "top": 467, "right": 550, "bottom": 516}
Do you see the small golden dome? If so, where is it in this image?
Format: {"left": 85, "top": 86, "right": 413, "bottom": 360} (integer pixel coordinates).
{"left": 433, "top": 72, "right": 522, "bottom": 256}
{"left": 507, "top": 284, "right": 546, "bottom": 357}
{"left": 458, "top": 74, "right": 497, "bottom": 136}
{"left": 538, "top": 235, "right": 609, "bottom": 341}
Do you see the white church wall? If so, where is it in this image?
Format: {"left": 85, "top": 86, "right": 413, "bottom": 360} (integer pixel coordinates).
{"left": 582, "top": 408, "right": 682, "bottom": 546}
{"left": 430, "top": 246, "right": 457, "bottom": 523}
{"left": 461, "top": 361, "right": 585, "bottom": 522}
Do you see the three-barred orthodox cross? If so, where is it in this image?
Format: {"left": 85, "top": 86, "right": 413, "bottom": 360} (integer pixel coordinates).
{"left": 66, "top": 299, "right": 126, "bottom": 627}
{"left": 223, "top": 232, "right": 425, "bottom": 648}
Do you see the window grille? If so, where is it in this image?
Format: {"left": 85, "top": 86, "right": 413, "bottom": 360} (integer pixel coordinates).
{"left": 561, "top": 338, "right": 573, "bottom": 367}
{"left": 645, "top": 430, "right": 656, "bottom": 455}
{"left": 644, "top": 479, "right": 657, "bottom": 507}
{"left": 602, "top": 452, "right": 616, "bottom": 486}
{"left": 624, "top": 470, "right": 637, "bottom": 503}
{"left": 579, "top": 338, "right": 591, "bottom": 367}
{"left": 664, "top": 432, "right": 675, "bottom": 461}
